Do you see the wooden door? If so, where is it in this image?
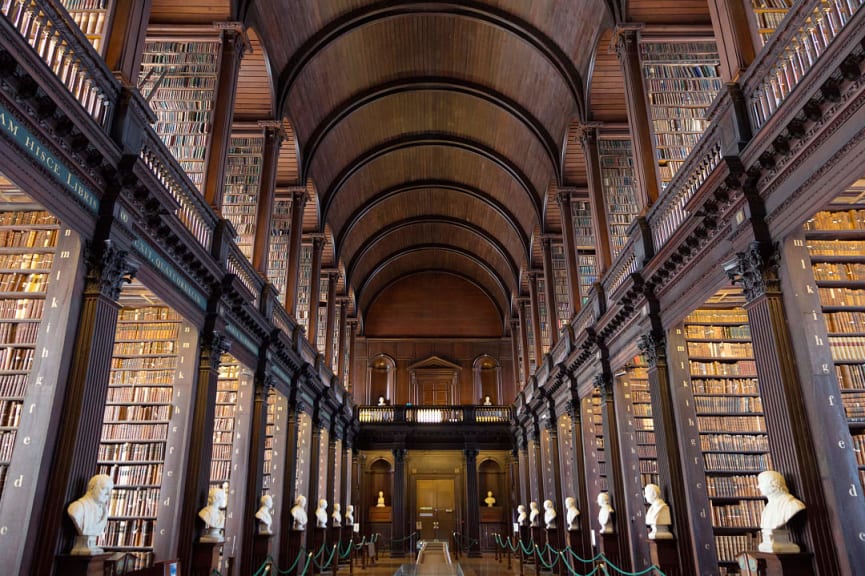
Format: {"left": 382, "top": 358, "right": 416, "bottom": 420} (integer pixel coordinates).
{"left": 421, "top": 381, "right": 451, "bottom": 405}
{"left": 415, "top": 479, "right": 456, "bottom": 541}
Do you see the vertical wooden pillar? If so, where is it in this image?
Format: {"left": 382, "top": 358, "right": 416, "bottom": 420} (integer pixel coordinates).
{"left": 543, "top": 416, "right": 563, "bottom": 523}
{"left": 564, "top": 395, "right": 593, "bottom": 560}
{"left": 728, "top": 241, "right": 840, "bottom": 575}
{"left": 340, "top": 440, "right": 353, "bottom": 518}
{"left": 638, "top": 331, "right": 696, "bottom": 576}
{"left": 278, "top": 399, "right": 303, "bottom": 562}
{"left": 465, "top": 448, "right": 481, "bottom": 557}
{"left": 581, "top": 128, "right": 613, "bottom": 273}
{"left": 336, "top": 299, "right": 348, "bottom": 382}
{"left": 307, "top": 237, "right": 324, "bottom": 346}
{"left": 285, "top": 189, "right": 307, "bottom": 313}
{"left": 510, "top": 318, "right": 522, "bottom": 390}
{"left": 240, "top": 373, "right": 273, "bottom": 576}
{"left": 528, "top": 272, "right": 545, "bottom": 362}
{"left": 517, "top": 432, "right": 531, "bottom": 509}
{"left": 517, "top": 301, "right": 531, "bottom": 384}
{"left": 327, "top": 430, "right": 338, "bottom": 515}
{"left": 324, "top": 272, "right": 338, "bottom": 368}
{"left": 615, "top": 26, "right": 660, "bottom": 209}
{"left": 104, "top": 0, "right": 152, "bottom": 86}
{"left": 253, "top": 122, "right": 283, "bottom": 274}
{"left": 308, "top": 415, "right": 323, "bottom": 527}
{"left": 31, "top": 242, "right": 137, "bottom": 575}
{"left": 705, "top": 0, "right": 757, "bottom": 81}
{"left": 391, "top": 448, "right": 408, "bottom": 557}
{"left": 529, "top": 423, "right": 545, "bottom": 505}
{"left": 346, "top": 319, "right": 357, "bottom": 392}
{"left": 556, "top": 191, "right": 582, "bottom": 317}
{"left": 178, "top": 329, "right": 232, "bottom": 576}
{"left": 541, "top": 238, "right": 560, "bottom": 345}
{"left": 204, "top": 24, "right": 246, "bottom": 209}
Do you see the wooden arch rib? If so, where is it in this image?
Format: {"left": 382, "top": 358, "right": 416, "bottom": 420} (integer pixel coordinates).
{"left": 301, "top": 77, "right": 560, "bottom": 180}
{"left": 335, "top": 180, "right": 530, "bottom": 262}
{"left": 321, "top": 134, "right": 542, "bottom": 227}
{"left": 357, "top": 248, "right": 511, "bottom": 320}
{"left": 347, "top": 219, "right": 519, "bottom": 297}
{"left": 274, "top": 1, "right": 586, "bottom": 116}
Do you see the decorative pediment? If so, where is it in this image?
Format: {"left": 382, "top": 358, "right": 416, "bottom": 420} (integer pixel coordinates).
{"left": 408, "top": 355, "right": 463, "bottom": 371}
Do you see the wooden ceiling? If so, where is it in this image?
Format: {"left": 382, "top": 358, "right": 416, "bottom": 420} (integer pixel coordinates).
{"left": 155, "top": 0, "right": 713, "bottom": 334}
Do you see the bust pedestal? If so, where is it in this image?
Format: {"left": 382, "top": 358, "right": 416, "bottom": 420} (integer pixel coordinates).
{"left": 368, "top": 506, "right": 391, "bottom": 522}
{"left": 544, "top": 527, "right": 564, "bottom": 575}
{"left": 737, "top": 551, "right": 815, "bottom": 576}
{"left": 759, "top": 528, "right": 800, "bottom": 554}
{"left": 55, "top": 553, "right": 113, "bottom": 576}
{"left": 600, "top": 531, "right": 619, "bottom": 563}
{"left": 649, "top": 538, "right": 681, "bottom": 576}
{"left": 191, "top": 541, "right": 223, "bottom": 576}
{"left": 328, "top": 526, "right": 342, "bottom": 566}
{"left": 479, "top": 506, "right": 503, "bottom": 522}
{"left": 285, "top": 530, "right": 303, "bottom": 572}
{"left": 310, "top": 527, "right": 326, "bottom": 575}
{"left": 252, "top": 533, "right": 272, "bottom": 575}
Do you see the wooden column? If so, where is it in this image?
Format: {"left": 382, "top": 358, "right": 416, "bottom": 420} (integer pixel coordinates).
{"left": 465, "top": 448, "right": 482, "bottom": 557}
{"left": 327, "top": 429, "right": 338, "bottom": 515}
{"left": 517, "top": 301, "right": 531, "bottom": 384}
{"left": 278, "top": 399, "right": 304, "bottom": 562}
{"left": 529, "top": 423, "right": 545, "bottom": 505}
{"left": 307, "top": 236, "right": 324, "bottom": 347}
{"left": 564, "top": 395, "right": 593, "bottom": 561}
{"left": 638, "top": 331, "right": 696, "bottom": 576}
{"left": 728, "top": 241, "right": 840, "bottom": 575}
{"left": 706, "top": 0, "right": 757, "bottom": 81}
{"left": 284, "top": 189, "right": 307, "bottom": 313}
{"left": 542, "top": 416, "right": 563, "bottom": 528}
{"left": 307, "top": 415, "right": 323, "bottom": 529}
{"left": 178, "top": 329, "right": 232, "bottom": 576}
{"left": 510, "top": 318, "right": 522, "bottom": 390}
{"left": 580, "top": 128, "right": 613, "bottom": 273}
{"left": 253, "top": 122, "right": 283, "bottom": 274}
{"left": 615, "top": 26, "right": 660, "bottom": 209}
{"left": 324, "top": 272, "right": 338, "bottom": 368}
{"left": 104, "top": 0, "right": 152, "bottom": 86}
{"left": 346, "top": 319, "right": 357, "bottom": 392}
{"left": 541, "top": 238, "right": 560, "bottom": 345}
{"left": 204, "top": 23, "right": 246, "bottom": 209}
{"left": 556, "top": 191, "right": 582, "bottom": 317}
{"left": 31, "top": 242, "right": 137, "bottom": 575}
{"left": 517, "top": 431, "right": 531, "bottom": 512}
{"left": 240, "top": 373, "right": 273, "bottom": 576}
{"left": 391, "top": 448, "right": 408, "bottom": 557}
{"left": 528, "top": 271, "right": 545, "bottom": 362}
{"left": 340, "top": 440, "right": 353, "bottom": 519}
{"left": 336, "top": 299, "right": 348, "bottom": 382}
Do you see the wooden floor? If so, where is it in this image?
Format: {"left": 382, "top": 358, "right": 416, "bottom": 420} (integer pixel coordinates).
{"left": 330, "top": 553, "right": 524, "bottom": 575}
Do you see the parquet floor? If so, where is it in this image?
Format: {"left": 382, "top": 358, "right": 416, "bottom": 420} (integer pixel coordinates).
{"left": 328, "top": 552, "right": 529, "bottom": 576}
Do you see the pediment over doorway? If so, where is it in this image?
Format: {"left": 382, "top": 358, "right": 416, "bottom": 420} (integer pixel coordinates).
{"left": 408, "top": 355, "right": 462, "bottom": 372}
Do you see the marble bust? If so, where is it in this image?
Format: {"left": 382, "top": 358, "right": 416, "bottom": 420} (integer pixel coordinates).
{"left": 644, "top": 484, "right": 673, "bottom": 540}
{"left": 484, "top": 491, "right": 496, "bottom": 507}
{"left": 529, "top": 501, "right": 540, "bottom": 527}
{"left": 758, "top": 470, "right": 806, "bottom": 553}
{"left": 255, "top": 494, "right": 274, "bottom": 535}
{"left": 291, "top": 494, "right": 308, "bottom": 531}
{"left": 332, "top": 502, "right": 342, "bottom": 526}
{"left": 345, "top": 504, "right": 355, "bottom": 525}
{"left": 67, "top": 473, "right": 113, "bottom": 555}
{"left": 315, "top": 499, "right": 328, "bottom": 528}
{"left": 376, "top": 491, "right": 386, "bottom": 507}
{"left": 516, "top": 504, "right": 527, "bottom": 526}
{"left": 199, "top": 486, "right": 227, "bottom": 542}
{"left": 543, "top": 499, "right": 557, "bottom": 529}
{"left": 597, "top": 492, "right": 614, "bottom": 534}
{"left": 483, "top": 395, "right": 492, "bottom": 406}
{"left": 565, "top": 496, "right": 580, "bottom": 530}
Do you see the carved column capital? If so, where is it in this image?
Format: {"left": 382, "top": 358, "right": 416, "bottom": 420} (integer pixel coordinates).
{"left": 613, "top": 24, "right": 642, "bottom": 63}
{"left": 85, "top": 240, "right": 139, "bottom": 300}
{"left": 593, "top": 372, "right": 612, "bottom": 395}
{"left": 464, "top": 447, "right": 479, "bottom": 461}
{"left": 638, "top": 332, "right": 666, "bottom": 368}
{"left": 392, "top": 447, "right": 407, "bottom": 462}
{"left": 725, "top": 241, "right": 780, "bottom": 302}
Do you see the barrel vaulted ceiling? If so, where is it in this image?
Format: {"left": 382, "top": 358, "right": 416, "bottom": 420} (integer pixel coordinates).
{"left": 231, "top": 0, "right": 618, "bottom": 332}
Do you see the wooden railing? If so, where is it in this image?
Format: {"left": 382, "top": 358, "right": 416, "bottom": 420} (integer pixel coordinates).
{"left": 602, "top": 238, "right": 639, "bottom": 299}
{"left": 226, "top": 246, "right": 263, "bottom": 309}
{"left": 357, "top": 405, "right": 512, "bottom": 424}
{"left": 1, "top": 0, "right": 116, "bottom": 127}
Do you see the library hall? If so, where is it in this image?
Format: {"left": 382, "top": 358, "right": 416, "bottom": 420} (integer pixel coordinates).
{"left": 0, "top": 0, "right": 863, "bottom": 575}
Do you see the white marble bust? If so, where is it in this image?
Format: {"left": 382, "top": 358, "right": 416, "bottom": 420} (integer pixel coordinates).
{"left": 565, "top": 496, "right": 580, "bottom": 530}
{"left": 644, "top": 484, "right": 673, "bottom": 540}
{"left": 345, "top": 504, "right": 355, "bottom": 525}
{"left": 529, "top": 501, "right": 540, "bottom": 527}
{"left": 255, "top": 494, "right": 274, "bottom": 535}
{"left": 597, "top": 492, "right": 614, "bottom": 534}
{"left": 68, "top": 473, "right": 113, "bottom": 555}
{"left": 315, "top": 498, "right": 328, "bottom": 528}
{"left": 376, "top": 491, "right": 386, "bottom": 507}
{"left": 758, "top": 470, "right": 806, "bottom": 553}
{"left": 516, "top": 504, "right": 527, "bottom": 526}
{"left": 332, "top": 502, "right": 342, "bottom": 526}
{"left": 543, "top": 499, "right": 557, "bottom": 529}
{"left": 199, "top": 486, "right": 227, "bottom": 542}
{"left": 291, "top": 494, "right": 308, "bottom": 531}
{"left": 484, "top": 491, "right": 496, "bottom": 507}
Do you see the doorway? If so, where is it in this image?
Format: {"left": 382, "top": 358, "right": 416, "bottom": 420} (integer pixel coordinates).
{"left": 421, "top": 381, "right": 451, "bottom": 405}
{"left": 415, "top": 478, "right": 456, "bottom": 541}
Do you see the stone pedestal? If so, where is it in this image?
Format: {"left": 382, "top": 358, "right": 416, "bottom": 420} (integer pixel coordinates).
{"left": 55, "top": 554, "right": 112, "bottom": 576}
{"left": 252, "top": 533, "right": 272, "bottom": 575}
{"left": 191, "top": 541, "right": 223, "bottom": 576}
{"left": 737, "top": 551, "right": 815, "bottom": 576}
{"left": 649, "top": 538, "right": 681, "bottom": 576}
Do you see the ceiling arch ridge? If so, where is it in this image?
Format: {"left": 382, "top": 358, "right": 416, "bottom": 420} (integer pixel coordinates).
{"left": 345, "top": 216, "right": 522, "bottom": 291}
{"left": 334, "top": 179, "right": 531, "bottom": 264}
{"left": 274, "top": 0, "right": 587, "bottom": 118}
{"left": 320, "top": 133, "right": 543, "bottom": 226}
{"left": 300, "top": 76, "right": 561, "bottom": 180}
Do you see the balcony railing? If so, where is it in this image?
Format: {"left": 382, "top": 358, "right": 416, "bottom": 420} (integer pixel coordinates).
{"left": 357, "top": 405, "right": 512, "bottom": 425}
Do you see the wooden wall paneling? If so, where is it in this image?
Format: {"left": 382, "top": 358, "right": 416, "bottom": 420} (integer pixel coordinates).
{"left": 588, "top": 30, "right": 629, "bottom": 123}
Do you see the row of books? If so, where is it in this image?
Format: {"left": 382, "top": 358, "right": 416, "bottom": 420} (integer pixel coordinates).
{"left": 0, "top": 229, "right": 58, "bottom": 249}
{"left": 707, "top": 475, "right": 762, "bottom": 498}
{"left": 715, "top": 534, "right": 756, "bottom": 563}
{"left": 0, "top": 298, "right": 43, "bottom": 320}
{"left": 98, "top": 441, "right": 165, "bottom": 462}
{"left": 700, "top": 433, "right": 769, "bottom": 452}
{"left": 111, "top": 357, "right": 178, "bottom": 371}
{"left": 109, "top": 488, "right": 160, "bottom": 518}
{"left": 809, "top": 239, "right": 865, "bottom": 256}
{"left": 686, "top": 310, "right": 749, "bottom": 324}
{"left": 650, "top": 106, "right": 708, "bottom": 120}
{"left": 0, "top": 210, "right": 56, "bottom": 226}
{"left": 704, "top": 452, "right": 771, "bottom": 471}
{"left": 695, "top": 395, "right": 763, "bottom": 414}
{"left": 688, "top": 341, "right": 754, "bottom": 358}
{"left": 103, "top": 405, "right": 172, "bottom": 422}
{"left": 830, "top": 337, "right": 865, "bottom": 361}
{"left": 812, "top": 261, "right": 865, "bottom": 281}
{"left": 710, "top": 500, "right": 765, "bottom": 527}
{"left": 851, "top": 434, "right": 865, "bottom": 465}
{"left": 643, "top": 64, "right": 720, "bottom": 79}
{"left": 843, "top": 392, "right": 865, "bottom": 421}
{"left": 692, "top": 377, "right": 759, "bottom": 395}
{"left": 0, "top": 252, "right": 53, "bottom": 271}
{"left": 101, "top": 423, "right": 168, "bottom": 441}
{"left": 690, "top": 360, "right": 758, "bottom": 376}
{"left": 0, "top": 321, "right": 38, "bottom": 345}
{"left": 0, "top": 273, "right": 48, "bottom": 293}
{"left": 108, "top": 371, "right": 176, "bottom": 388}
{"left": 119, "top": 308, "right": 178, "bottom": 322}
{"left": 648, "top": 91, "right": 718, "bottom": 107}
{"left": 699, "top": 416, "right": 767, "bottom": 432}
{"left": 804, "top": 210, "right": 865, "bottom": 231}
{"left": 115, "top": 323, "right": 180, "bottom": 340}
{"left": 112, "top": 341, "right": 176, "bottom": 356}
{"left": 100, "top": 519, "right": 155, "bottom": 548}
{"left": 0, "top": 429, "right": 14, "bottom": 460}
{"left": 825, "top": 311, "right": 865, "bottom": 334}
{"left": 644, "top": 78, "right": 724, "bottom": 92}
{"left": 0, "top": 348, "right": 33, "bottom": 372}
{"left": 97, "top": 463, "right": 163, "bottom": 486}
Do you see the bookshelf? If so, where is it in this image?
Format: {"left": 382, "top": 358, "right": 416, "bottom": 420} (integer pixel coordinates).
{"left": 680, "top": 296, "right": 769, "bottom": 573}
{"left": 748, "top": 0, "right": 795, "bottom": 46}
{"left": 526, "top": 306, "right": 537, "bottom": 375}
{"left": 536, "top": 275, "right": 552, "bottom": 355}
{"left": 586, "top": 388, "right": 607, "bottom": 494}
{"left": 0, "top": 208, "right": 60, "bottom": 499}
{"left": 59, "top": 0, "right": 113, "bottom": 54}
{"left": 639, "top": 41, "right": 723, "bottom": 190}
{"left": 597, "top": 139, "right": 639, "bottom": 259}
{"left": 222, "top": 134, "right": 264, "bottom": 261}
{"left": 315, "top": 277, "right": 328, "bottom": 355}
{"left": 211, "top": 355, "right": 240, "bottom": 491}
{"left": 620, "top": 357, "right": 658, "bottom": 488}
{"left": 97, "top": 303, "right": 197, "bottom": 569}
{"left": 262, "top": 390, "right": 287, "bottom": 535}
{"left": 570, "top": 200, "right": 598, "bottom": 302}
{"left": 139, "top": 38, "right": 220, "bottom": 193}
{"left": 267, "top": 198, "right": 293, "bottom": 299}
{"left": 550, "top": 242, "right": 570, "bottom": 327}
{"left": 296, "top": 244, "right": 312, "bottom": 332}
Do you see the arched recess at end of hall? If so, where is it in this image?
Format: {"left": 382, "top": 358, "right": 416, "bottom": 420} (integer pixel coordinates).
{"left": 473, "top": 354, "right": 502, "bottom": 404}
{"left": 367, "top": 353, "right": 396, "bottom": 405}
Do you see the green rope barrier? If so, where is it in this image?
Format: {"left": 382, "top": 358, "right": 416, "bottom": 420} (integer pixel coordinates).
{"left": 534, "top": 544, "right": 559, "bottom": 570}
{"left": 519, "top": 539, "right": 535, "bottom": 555}
{"left": 565, "top": 547, "right": 605, "bottom": 564}
{"left": 313, "top": 544, "right": 338, "bottom": 570}
{"left": 505, "top": 536, "right": 518, "bottom": 552}
{"left": 339, "top": 538, "right": 354, "bottom": 558}
{"left": 599, "top": 556, "right": 665, "bottom": 576}
{"left": 296, "top": 552, "right": 314, "bottom": 576}
{"left": 312, "top": 541, "right": 329, "bottom": 560}
{"left": 560, "top": 556, "right": 605, "bottom": 576}
{"left": 272, "top": 547, "right": 307, "bottom": 575}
